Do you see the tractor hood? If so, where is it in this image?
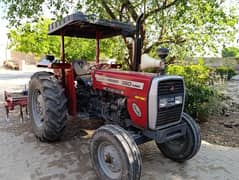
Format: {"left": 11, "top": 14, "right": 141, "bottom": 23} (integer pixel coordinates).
{"left": 92, "top": 69, "right": 156, "bottom": 97}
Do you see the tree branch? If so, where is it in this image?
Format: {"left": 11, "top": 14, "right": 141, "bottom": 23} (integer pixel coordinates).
{"left": 143, "top": 0, "right": 179, "bottom": 20}
{"left": 144, "top": 38, "right": 186, "bottom": 53}
{"left": 101, "top": 0, "right": 117, "bottom": 19}
{"left": 119, "top": 3, "right": 125, "bottom": 21}
{"left": 124, "top": 0, "right": 138, "bottom": 21}
{"left": 123, "top": 36, "right": 134, "bottom": 69}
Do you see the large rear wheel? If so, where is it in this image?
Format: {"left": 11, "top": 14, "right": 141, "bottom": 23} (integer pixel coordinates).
{"left": 156, "top": 112, "right": 201, "bottom": 162}
{"left": 28, "top": 71, "right": 67, "bottom": 141}
{"left": 90, "top": 125, "right": 142, "bottom": 180}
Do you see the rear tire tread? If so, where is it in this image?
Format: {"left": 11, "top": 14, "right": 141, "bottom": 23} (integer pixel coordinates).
{"left": 28, "top": 71, "right": 67, "bottom": 142}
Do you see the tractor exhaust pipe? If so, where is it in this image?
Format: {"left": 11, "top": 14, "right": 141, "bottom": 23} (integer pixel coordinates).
{"left": 133, "top": 13, "right": 144, "bottom": 72}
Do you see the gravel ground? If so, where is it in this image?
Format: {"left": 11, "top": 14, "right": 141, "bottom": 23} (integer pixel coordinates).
{"left": 201, "top": 112, "right": 239, "bottom": 148}
{"left": 0, "top": 66, "right": 239, "bottom": 180}
{"left": 201, "top": 78, "right": 239, "bottom": 148}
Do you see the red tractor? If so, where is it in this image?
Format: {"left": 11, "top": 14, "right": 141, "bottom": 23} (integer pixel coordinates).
{"left": 28, "top": 12, "right": 201, "bottom": 180}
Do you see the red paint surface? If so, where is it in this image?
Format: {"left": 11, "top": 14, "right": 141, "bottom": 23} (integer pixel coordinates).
{"left": 50, "top": 63, "right": 155, "bottom": 128}
{"left": 92, "top": 69, "right": 155, "bottom": 128}
{"left": 65, "top": 69, "right": 77, "bottom": 116}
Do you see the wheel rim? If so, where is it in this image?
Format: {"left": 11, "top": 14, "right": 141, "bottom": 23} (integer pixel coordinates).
{"left": 97, "top": 142, "right": 122, "bottom": 179}
{"left": 32, "top": 89, "right": 45, "bottom": 127}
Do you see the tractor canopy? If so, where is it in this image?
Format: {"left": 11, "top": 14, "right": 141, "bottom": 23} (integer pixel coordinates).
{"left": 48, "top": 12, "right": 136, "bottom": 39}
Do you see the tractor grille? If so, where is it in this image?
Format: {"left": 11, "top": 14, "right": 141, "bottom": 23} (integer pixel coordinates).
{"left": 156, "top": 105, "right": 183, "bottom": 126}
{"left": 156, "top": 79, "right": 184, "bottom": 127}
{"left": 158, "top": 80, "right": 184, "bottom": 96}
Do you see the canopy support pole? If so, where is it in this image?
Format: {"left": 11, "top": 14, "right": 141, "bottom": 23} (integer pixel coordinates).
{"left": 96, "top": 32, "right": 100, "bottom": 64}
{"left": 60, "top": 33, "right": 66, "bottom": 87}
{"left": 61, "top": 34, "right": 65, "bottom": 63}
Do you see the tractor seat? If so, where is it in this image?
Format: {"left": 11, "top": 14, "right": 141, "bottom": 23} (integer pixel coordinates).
{"left": 72, "top": 60, "right": 90, "bottom": 76}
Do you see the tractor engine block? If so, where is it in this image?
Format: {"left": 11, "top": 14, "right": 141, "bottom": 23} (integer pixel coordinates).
{"left": 76, "top": 79, "right": 129, "bottom": 126}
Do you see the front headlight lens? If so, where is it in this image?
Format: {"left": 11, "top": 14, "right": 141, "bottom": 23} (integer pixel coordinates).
{"left": 175, "top": 96, "right": 183, "bottom": 105}
{"left": 159, "top": 98, "right": 168, "bottom": 108}
{"left": 159, "top": 95, "right": 183, "bottom": 108}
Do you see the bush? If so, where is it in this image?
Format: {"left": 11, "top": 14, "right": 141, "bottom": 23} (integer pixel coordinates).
{"left": 222, "top": 47, "right": 239, "bottom": 58}
{"left": 216, "top": 66, "right": 237, "bottom": 80}
{"left": 166, "top": 62, "right": 219, "bottom": 122}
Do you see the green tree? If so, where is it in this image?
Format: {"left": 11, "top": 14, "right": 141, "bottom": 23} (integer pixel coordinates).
{"left": 84, "top": 0, "right": 237, "bottom": 65}
{"left": 221, "top": 46, "right": 239, "bottom": 57}
{"left": 9, "top": 18, "right": 126, "bottom": 61}
{"left": 9, "top": 18, "right": 60, "bottom": 56}
{"left": 3, "top": 0, "right": 238, "bottom": 68}
{"left": 1, "top": 0, "right": 74, "bottom": 26}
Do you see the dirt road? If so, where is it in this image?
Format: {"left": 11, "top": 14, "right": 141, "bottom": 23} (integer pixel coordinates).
{"left": 0, "top": 67, "right": 239, "bottom": 180}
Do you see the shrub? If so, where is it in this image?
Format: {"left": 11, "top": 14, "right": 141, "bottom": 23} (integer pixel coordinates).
{"left": 216, "top": 66, "right": 237, "bottom": 80}
{"left": 166, "top": 62, "right": 219, "bottom": 122}
{"left": 221, "top": 47, "right": 239, "bottom": 58}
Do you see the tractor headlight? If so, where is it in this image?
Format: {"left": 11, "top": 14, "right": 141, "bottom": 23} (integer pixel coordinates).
{"left": 159, "top": 98, "right": 168, "bottom": 108}
{"left": 159, "top": 95, "right": 183, "bottom": 108}
{"left": 175, "top": 96, "right": 183, "bottom": 105}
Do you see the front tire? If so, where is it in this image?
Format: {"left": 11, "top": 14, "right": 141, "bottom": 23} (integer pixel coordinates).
{"left": 28, "top": 71, "right": 67, "bottom": 141}
{"left": 156, "top": 112, "right": 201, "bottom": 162}
{"left": 90, "top": 125, "right": 142, "bottom": 180}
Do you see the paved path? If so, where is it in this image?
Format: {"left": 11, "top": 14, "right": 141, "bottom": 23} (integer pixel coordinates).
{"left": 0, "top": 67, "right": 238, "bottom": 180}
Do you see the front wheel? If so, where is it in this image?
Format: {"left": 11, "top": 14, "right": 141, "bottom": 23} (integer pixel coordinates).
{"left": 156, "top": 112, "right": 201, "bottom": 162}
{"left": 90, "top": 125, "right": 142, "bottom": 180}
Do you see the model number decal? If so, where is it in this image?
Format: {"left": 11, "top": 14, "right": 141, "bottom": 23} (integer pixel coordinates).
{"left": 95, "top": 75, "right": 144, "bottom": 90}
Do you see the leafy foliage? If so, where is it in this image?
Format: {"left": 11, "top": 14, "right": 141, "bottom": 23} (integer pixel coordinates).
{"left": 221, "top": 47, "right": 239, "bottom": 58}
{"left": 2, "top": 0, "right": 238, "bottom": 69}
{"left": 8, "top": 18, "right": 126, "bottom": 61}
{"left": 216, "top": 66, "right": 237, "bottom": 80}
{"left": 1, "top": 0, "right": 75, "bottom": 26}
{"left": 9, "top": 18, "right": 60, "bottom": 56}
{"left": 84, "top": 0, "right": 238, "bottom": 62}
{"left": 166, "top": 62, "right": 219, "bottom": 121}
